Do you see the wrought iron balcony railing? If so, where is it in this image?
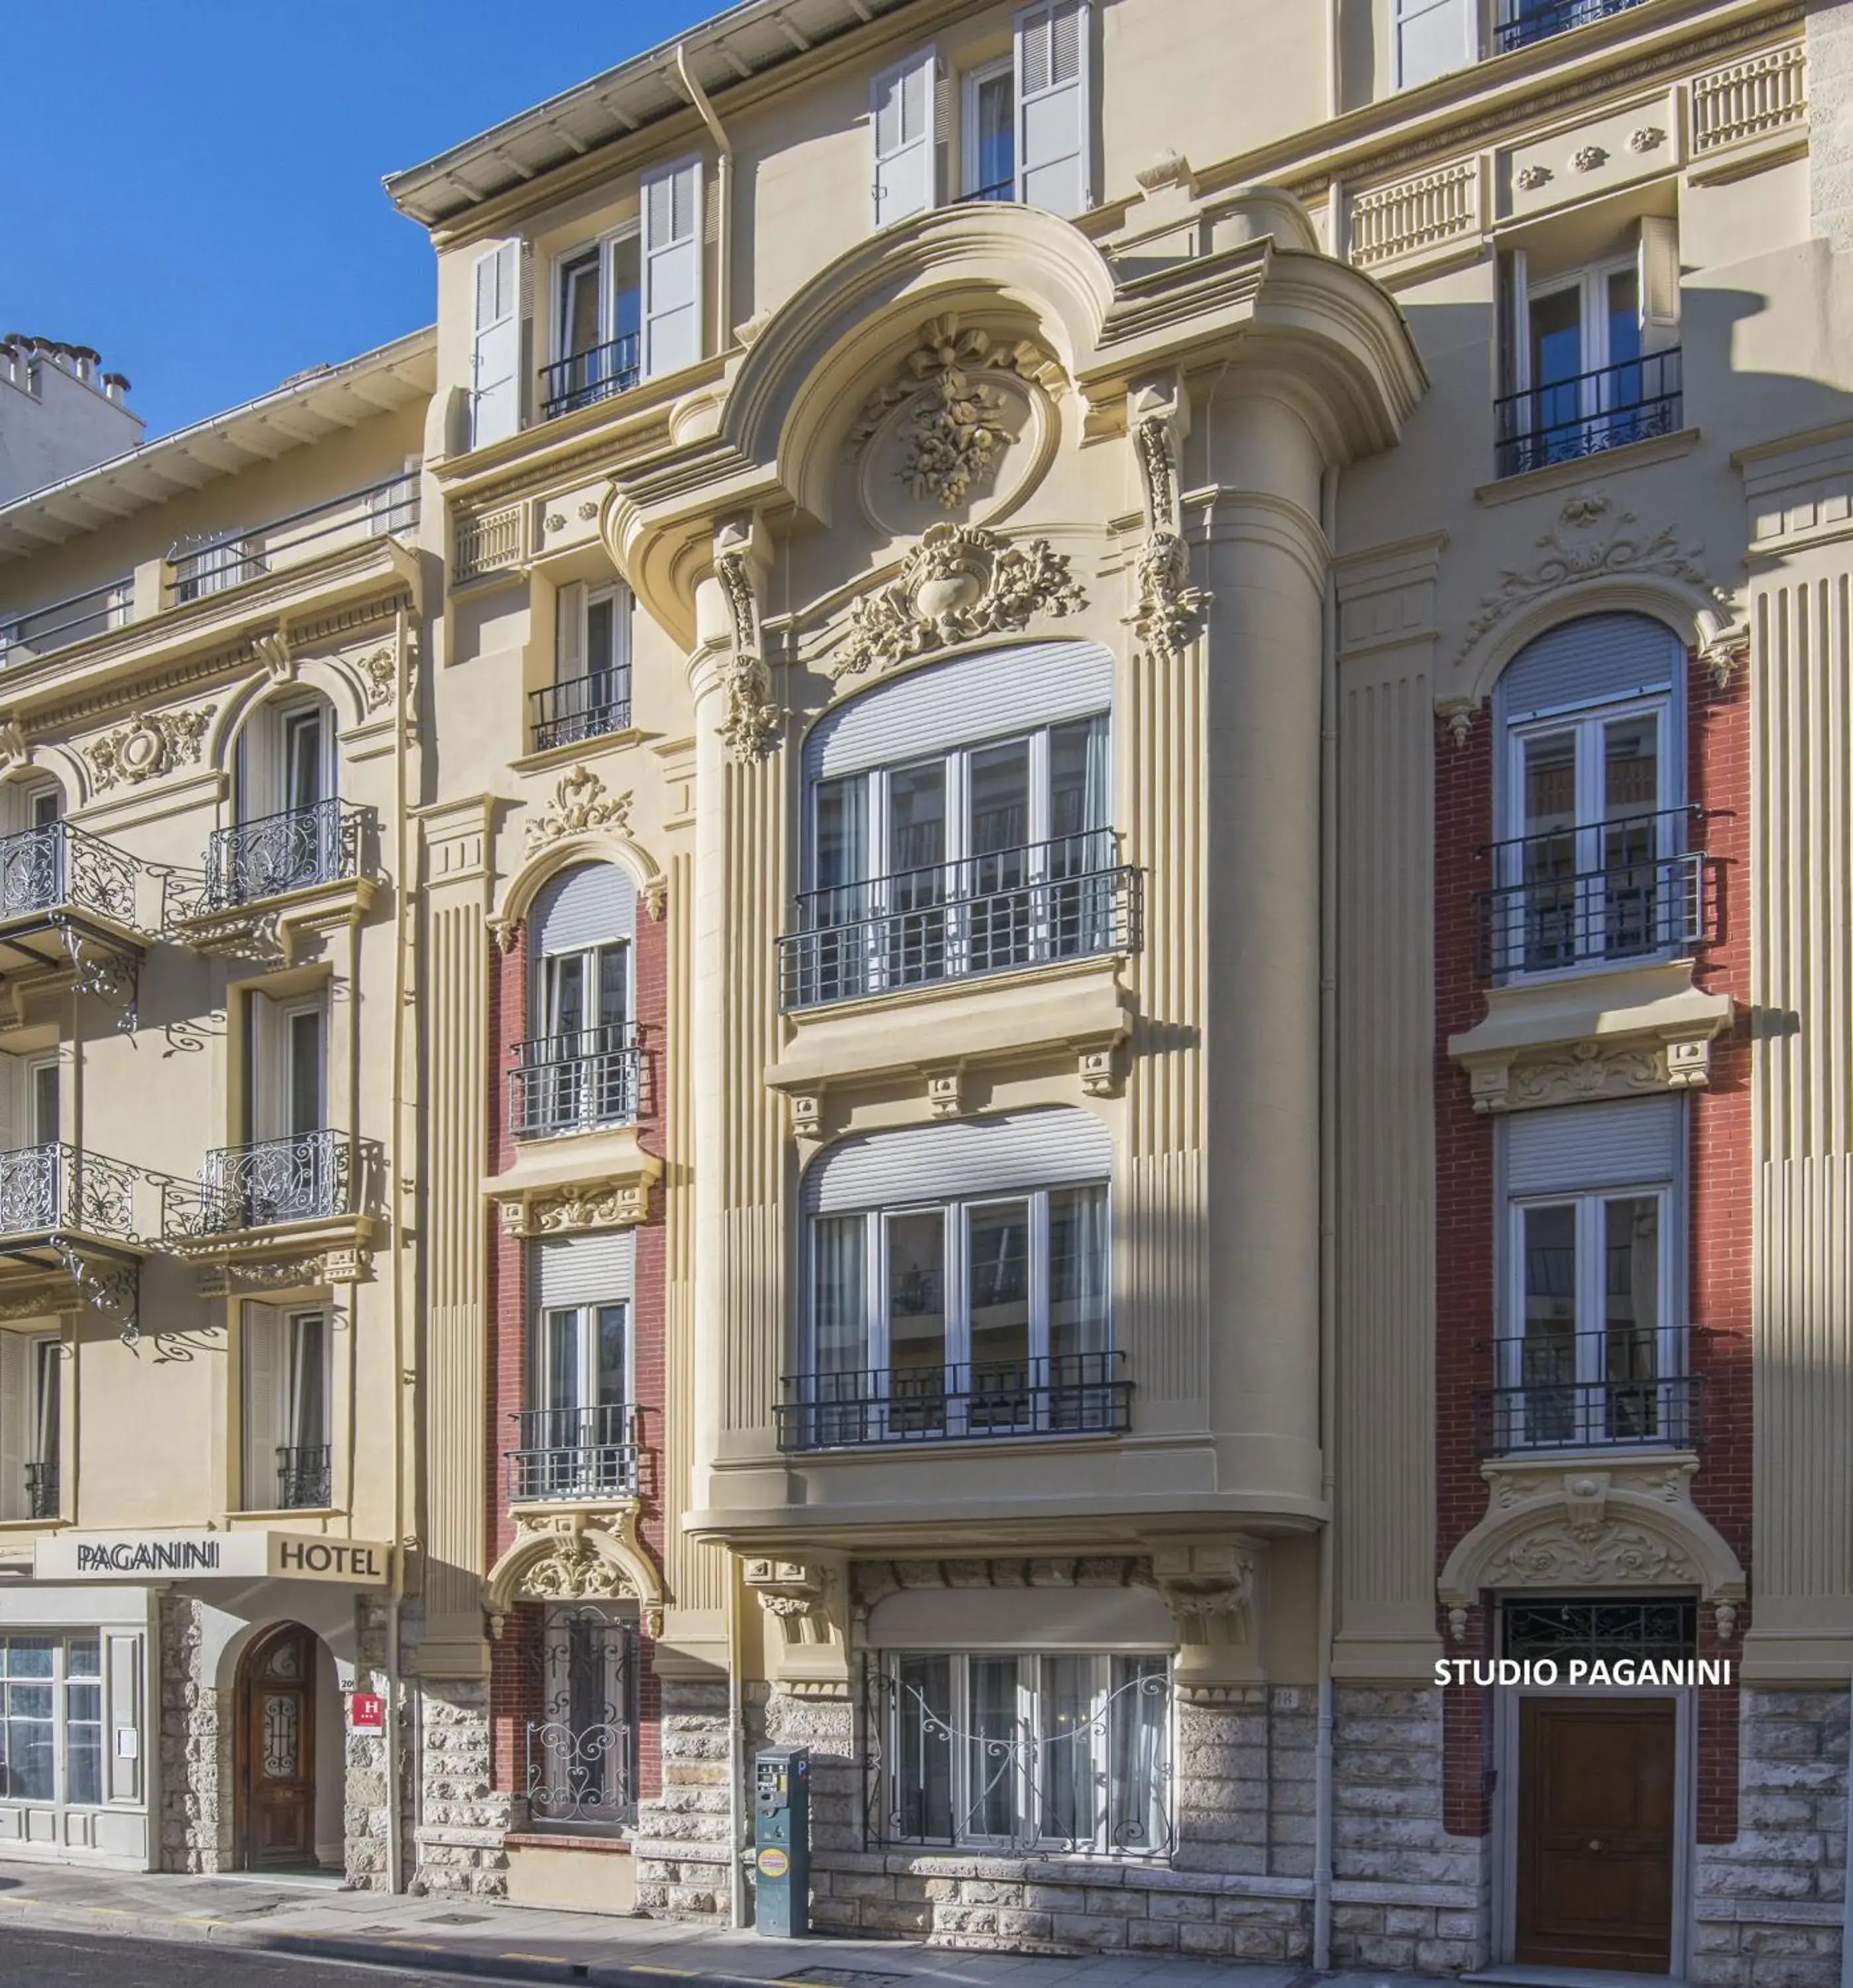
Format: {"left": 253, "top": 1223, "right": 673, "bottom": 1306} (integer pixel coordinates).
{"left": 779, "top": 832, "right": 1141, "bottom": 1011}
{"left": 178, "top": 797, "right": 366, "bottom": 915}
{"left": 167, "top": 474, "right": 418, "bottom": 603}
{"left": 0, "top": 822, "right": 138, "bottom": 930}
{"left": 530, "top": 668, "right": 632, "bottom": 753}
{"left": 507, "top": 1404, "right": 641, "bottom": 1503}
{"left": 1495, "top": 348, "right": 1681, "bottom": 478}
{"left": 1495, "top": 0, "right": 1648, "bottom": 53}
{"left": 0, "top": 1142, "right": 138, "bottom": 1242}
{"left": 25, "top": 1462, "right": 58, "bottom": 1521}
{"left": 510, "top": 1025, "right": 642, "bottom": 1139}
{"left": 966, "top": 177, "right": 1015, "bottom": 202}
{"left": 162, "top": 1129, "right": 370, "bottom": 1239}
{"left": 1474, "top": 1333, "right": 1705, "bottom": 1454}
{"left": 777, "top": 1351, "right": 1131, "bottom": 1451}
{"left": 539, "top": 334, "right": 641, "bottom": 421}
{"left": 1477, "top": 806, "right": 1716, "bottom": 979}
{"left": 275, "top": 1444, "right": 332, "bottom": 1510}
{"left": 0, "top": 575, "right": 133, "bottom": 667}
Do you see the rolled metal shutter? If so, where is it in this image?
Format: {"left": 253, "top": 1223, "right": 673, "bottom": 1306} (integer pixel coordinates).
{"left": 532, "top": 861, "right": 636, "bottom": 955}
{"left": 1504, "top": 1095, "right": 1683, "bottom": 1195}
{"left": 531, "top": 1230, "right": 636, "bottom": 1308}
{"left": 803, "top": 1107, "right": 1112, "bottom": 1216}
{"left": 1495, "top": 613, "right": 1681, "bottom": 725}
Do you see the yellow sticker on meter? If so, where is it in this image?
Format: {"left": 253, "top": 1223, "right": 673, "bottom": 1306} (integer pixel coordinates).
{"left": 757, "top": 1848, "right": 789, "bottom": 1880}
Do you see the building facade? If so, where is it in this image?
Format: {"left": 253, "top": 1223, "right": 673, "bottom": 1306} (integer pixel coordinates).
{"left": 3, "top": 0, "right": 1851, "bottom": 1979}
{"left": 0, "top": 334, "right": 431, "bottom": 1879}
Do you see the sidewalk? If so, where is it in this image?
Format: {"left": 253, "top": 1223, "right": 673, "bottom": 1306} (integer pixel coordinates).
{"left": 0, "top": 1861, "right": 1430, "bottom": 1988}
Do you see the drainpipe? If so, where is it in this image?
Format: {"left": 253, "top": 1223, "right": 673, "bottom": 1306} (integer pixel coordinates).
{"left": 1312, "top": 463, "right": 1341, "bottom": 1970}
{"left": 675, "top": 45, "right": 734, "bottom": 350}
{"left": 727, "top": 1568, "right": 748, "bottom": 1929}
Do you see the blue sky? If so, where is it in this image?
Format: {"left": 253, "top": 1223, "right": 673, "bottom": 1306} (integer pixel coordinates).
{"left": 5, "top": 2, "right": 716, "bottom": 442}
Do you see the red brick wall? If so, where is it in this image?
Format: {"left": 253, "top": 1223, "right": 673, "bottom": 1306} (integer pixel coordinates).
{"left": 1431, "top": 651, "right": 1754, "bottom": 1843}
{"left": 485, "top": 883, "right": 668, "bottom": 1805}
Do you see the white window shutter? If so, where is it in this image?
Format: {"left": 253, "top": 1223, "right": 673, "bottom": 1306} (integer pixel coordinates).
{"left": 1394, "top": 0, "right": 1475, "bottom": 89}
{"left": 0, "top": 1334, "right": 26, "bottom": 1522}
{"left": 469, "top": 240, "right": 522, "bottom": 447}
{"left": 242, "top": 1302, "right": 282, "bottom": 1510}
{"left": 642, "top": 156, "right": 704, "bottom": 381}
{"left": 1639, "top": 216, "right": 1681, "bottom": 338}
{"left": 1015, "top": 0, "right": 1091, "bottom": 217}
{"left": 871, "top": 46, "right": 936, "bottom": 229}
{"left": 556, "top": 582, "right": 586, "bottom": 685}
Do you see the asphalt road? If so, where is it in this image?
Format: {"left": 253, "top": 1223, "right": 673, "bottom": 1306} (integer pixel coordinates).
{"left": 2, "top": 1924, "right": 508, "bottom": 1987}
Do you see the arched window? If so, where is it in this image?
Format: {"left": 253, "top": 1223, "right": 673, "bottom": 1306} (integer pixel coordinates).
{"left": 1488, "top": 612, "right": 1697, "bottom": 978}
{"left": 785, "top": 1109, "right": 1123, "bottom": 1449}
{"left": 213, "top": 692, "right": 347, "bottom": 905}
{"left": 785, "top": 641, "right": 1126, "bottom": 1007}
{"left": 514, "top": 863, "right": 638, "bottom": 1137}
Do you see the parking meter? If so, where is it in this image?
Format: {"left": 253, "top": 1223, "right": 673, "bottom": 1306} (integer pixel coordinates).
{"left": 752, "top": 1745, "right": 810, "bottom": 1936}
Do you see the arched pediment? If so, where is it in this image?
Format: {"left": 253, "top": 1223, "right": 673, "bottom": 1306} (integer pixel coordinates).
{"left": 492, "top": 767, "right": 667, "bottom": 946}
{"left": 485, "top": 1508, "right": 664, "bottom": 1637}
{"left": 1439, "top": 1457, "right": 1746, "bottom": 1631}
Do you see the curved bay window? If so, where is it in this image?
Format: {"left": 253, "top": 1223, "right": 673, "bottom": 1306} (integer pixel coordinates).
{"left": 782, "top": 1112, "right": 1129, "bottom": 1450}
{"left": 1483, "top": 614, "right": 1713, "bottom": 980}
{"left": 783, "top": 643, "right": 1137, "bottom": 1010}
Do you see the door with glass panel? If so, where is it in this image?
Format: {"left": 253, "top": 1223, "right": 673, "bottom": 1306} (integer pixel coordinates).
{"left": 529, "top": 1301, "right": 630, "bottom": 1496}
{"left": 1506, "top": 700, "right": 1669, "bottom": 974}
{"left": 538, "top": 940, "right": 630, "bottom": 1132}
{"left": 1505, "top": 1187, "right": 1675, "bottom": 1449}
{"left": 244, "top": 996, "right": 327, "bottom": 1223}
{"left": 1526, "top": 260, "right": 1643, "bottom": 465}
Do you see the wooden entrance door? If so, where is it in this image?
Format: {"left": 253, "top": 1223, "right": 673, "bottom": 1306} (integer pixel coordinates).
{"left": 1516, "top": 1696, "right": 1676, "bottom": 1972}
{"left": 238, "top": 1624, "right": 318, "bottom": 1869}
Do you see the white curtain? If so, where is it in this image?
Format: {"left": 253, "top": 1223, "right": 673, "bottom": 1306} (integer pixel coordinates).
{"left": 1048, "top": 1184, "right": 1109, "bottom": 1359}
{"left": 812, "top": 1216, "right": 869, "bottom": 1377}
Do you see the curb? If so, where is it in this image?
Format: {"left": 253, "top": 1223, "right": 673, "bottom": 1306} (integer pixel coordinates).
{"left": 0, "top": 1894, "right": 788, "bottom": 1988}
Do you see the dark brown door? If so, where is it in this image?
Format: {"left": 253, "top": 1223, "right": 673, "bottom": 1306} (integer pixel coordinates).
{"left": 238, "top": 1624, "right": 317, "bottom": 1869}
{"left": 1516, "top": 1696, "right": 1676, "bottom": 1973}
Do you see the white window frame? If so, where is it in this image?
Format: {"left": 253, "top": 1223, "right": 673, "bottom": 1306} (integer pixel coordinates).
{"left": 240, "top": 1301, "right": 332, "bottom": 1511}
{"left": 549, "top": 225, "right": 642, "bottom": 368}
{"left": 1516, "top": 252, "right": 1642, "bottom": 398}
{"left": 881, "top": 1649, "right": 1170, "bottom": 1854}
{"left": 0, "top": 1631, "right": 105, "bottom": 1810}
{"left": 28, "top": 1333, "right": 59, "bottom": 1483}
{"left": 555, "top": 579, "right": 634, "bottom": 689}
{"left": 529, "top": 1299, "right": 632, "bottom": 1417}
{"left": 961, "top": 56, "right": 1015, "bottom": 200}
{"left": 23, "top": 1056, "right": 58, "bottom": 1149}
{"left": 1500, "top": 1181, "right": 1682, "bottom": 1451}
{"left": 1392, "top": 0, "right": 1479, "bottom": 91}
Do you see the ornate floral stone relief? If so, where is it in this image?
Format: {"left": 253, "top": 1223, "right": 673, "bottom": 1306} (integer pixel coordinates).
{"left": 1457, "top": 492, "right": 1730, "bottom": 666}
{"left": 1467, "top": 1035, "right": 1714, "bottom": 1115}
{"left": 847, "top": 316, "right": 1064, "bottom": 512}
{"left": 357, "top": 646, "right": 396, "bottom": 711}
{"left": 86, "top": 705, "right": 215, "bottom": 791}
{"left": 714, "top": 525, "right": 781, "bottom": 763}
{"left": 524, "top": 765, "right": 632, "bottom": 854}
{"left": 830, "top": 524, "right": 1085, "bottom": 681}
{"left": 744, "top": 1559, "right": 834, "bottom": 1647}
{"left": 1482, "top": 1523, "right": 1693, "bottom": 1588}
{"left": 491, "top": 1509, "right": 664, "bottom": 1637}
{"left": 1126, "top": 385, "right": 1207, "bottom": 661}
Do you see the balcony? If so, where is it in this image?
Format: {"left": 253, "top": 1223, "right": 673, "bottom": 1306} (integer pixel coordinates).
{"left": 506, "top": 1404, "right": 641, "bottom": 1504}
{"left": 530, "top": 668, "right": 632, "bottom": 754}
{"left": 0, "top": 576, "right": 132, "bottom": 669}
{"left": 779, "top": 832, "right": 1141, "bottom": 1012}
{"left": 539, "top": 335, "right": 640, "bottom": 421}
{"left": 25, "top": 1462, "right": 58, "bottom": 1522}
{"left": 510, "top": 1026, "right": 640, "bottom": 1140}
{"left": 162, "top": 1130, "right": 380, "bottom": 1288}
{"left": 1474, "top": 1334, "right": 1705, "bottom": 1455}
{"left": 1495, "top": 0, "right": 1648, "bottom": 54}
{"left": 0, "top": 823, "right": 144, "bottom": 1027}
{"left": 776, "top": 1351, "right": 1132, "bottom": 1453}
{"left": 166, "top": 799, "right": 375, "bottom": 958}
{"left": 166, "top": 474, "right": 418, "bottom": 606}
{"left": 1495, "top": 349, "right": 1681, "bottom": 479}
{"left": 0, "top": 1142, "right": 146, "bottom": 1338}
{"left": 274, "top": 1443, "right": 333, "bottom": 1510}
{"left": 1478, "top": 806, "right": 1716, "bottom": 981}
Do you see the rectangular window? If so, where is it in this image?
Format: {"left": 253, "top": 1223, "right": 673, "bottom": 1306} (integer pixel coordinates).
{"left": 544, "top": 235, "right": 642, "bottom": 418}
{"left": 518, "top": 1299, "right": 633, "bottom": 1500}
{"left": 539, "top": 581, "right": 635, "bottom": 751}
{"left": 876, "top": 1652, "right": 1169, "bottom": 1854}
{"left": 0, "top": 1633, "right": 101, "bottom": 1808}
{"left": 964, "top": 60, "right": 1015, "bottom": 201}
{"left": 0, "top": 1332, "right": 60, "bottom": 1523}
{"left": 527, "top": 1608, "right": 638, "bottom": 1827}
{"left": 243, "top": 1303, "right": 331, "bottom": 1510}
{"left": 1394, "top": 0, "right": 1476, "bottom": 87}
{"left": 25, "top": 1058, "right": 57, "bottom": 1148}
{"left": 801, "top": 1182, "right": 1111, "bottom": 1443}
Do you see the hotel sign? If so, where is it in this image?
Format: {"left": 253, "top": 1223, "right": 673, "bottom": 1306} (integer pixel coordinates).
{"left": 35, "top": 1531, "right": 391, "bottom": 1586}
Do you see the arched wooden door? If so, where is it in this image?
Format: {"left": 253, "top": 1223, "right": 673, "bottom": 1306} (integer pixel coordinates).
{"left": 236, "top": 1623, "right": 318, "bottom": 1869}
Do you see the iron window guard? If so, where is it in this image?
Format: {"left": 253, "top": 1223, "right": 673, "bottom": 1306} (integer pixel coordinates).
{"left": 167, "top": 474, "right": 419, "bottom": 602}
{"left": 777, "top": 1351, "right": 1131, "bottom": 1452}
{"left": 0, "top": 822, "right": 138, "bottom": 930}
{"left": 507, "top": 1404, "right": 641, "bottom": 1504}
{"left": 779, "top": 832, "right": 1141, "bottom": 1011}
{"left": 509, "top": 1025, "right": 642, "bottom": 1138}
{"left": 0, "top": 1142, "right": 139, "bottom": 1242}
{"left": 539, "top": 335, "right": 642, "bottom": 421}
{"left": 1475, "top": 804, "right": 1716, "bottom": 979}
{"left": 275, "top": 1444, "right": 332, "bottom": 1510}
{"left": 1495, "top": 0, "right": 1649, "bottom": 54}
{"left": 524, "top": 1606, "right": 639, "bottom": 1827}
{"left": 530, "top": 668, "right": 633, "bottom": 753}
{"left": 161, "top": 1129, "right": 374, "bottom": 1239}
{"left": 25, "top": 1463, "right": 58, "bottom": 1521}
{"left": 1495, "top": 347, "right": 1681, "bottom": 479}
{"left": 1473, "top": 1330, "right": 1707, "bottom": 1455}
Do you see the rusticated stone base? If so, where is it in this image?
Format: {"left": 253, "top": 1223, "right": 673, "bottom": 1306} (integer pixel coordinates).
{"left": 1694, "top": 1690, "right": 1849, "bottom": 1988}
{"left": 632, "top": 1677, "right": 733, "bottom": 1919}
{"left": 412, "top": 1676, "right": 512, "bottom": 1899}
{"left": 157, "top": 1596, "right": 233, "bottom": 1874}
